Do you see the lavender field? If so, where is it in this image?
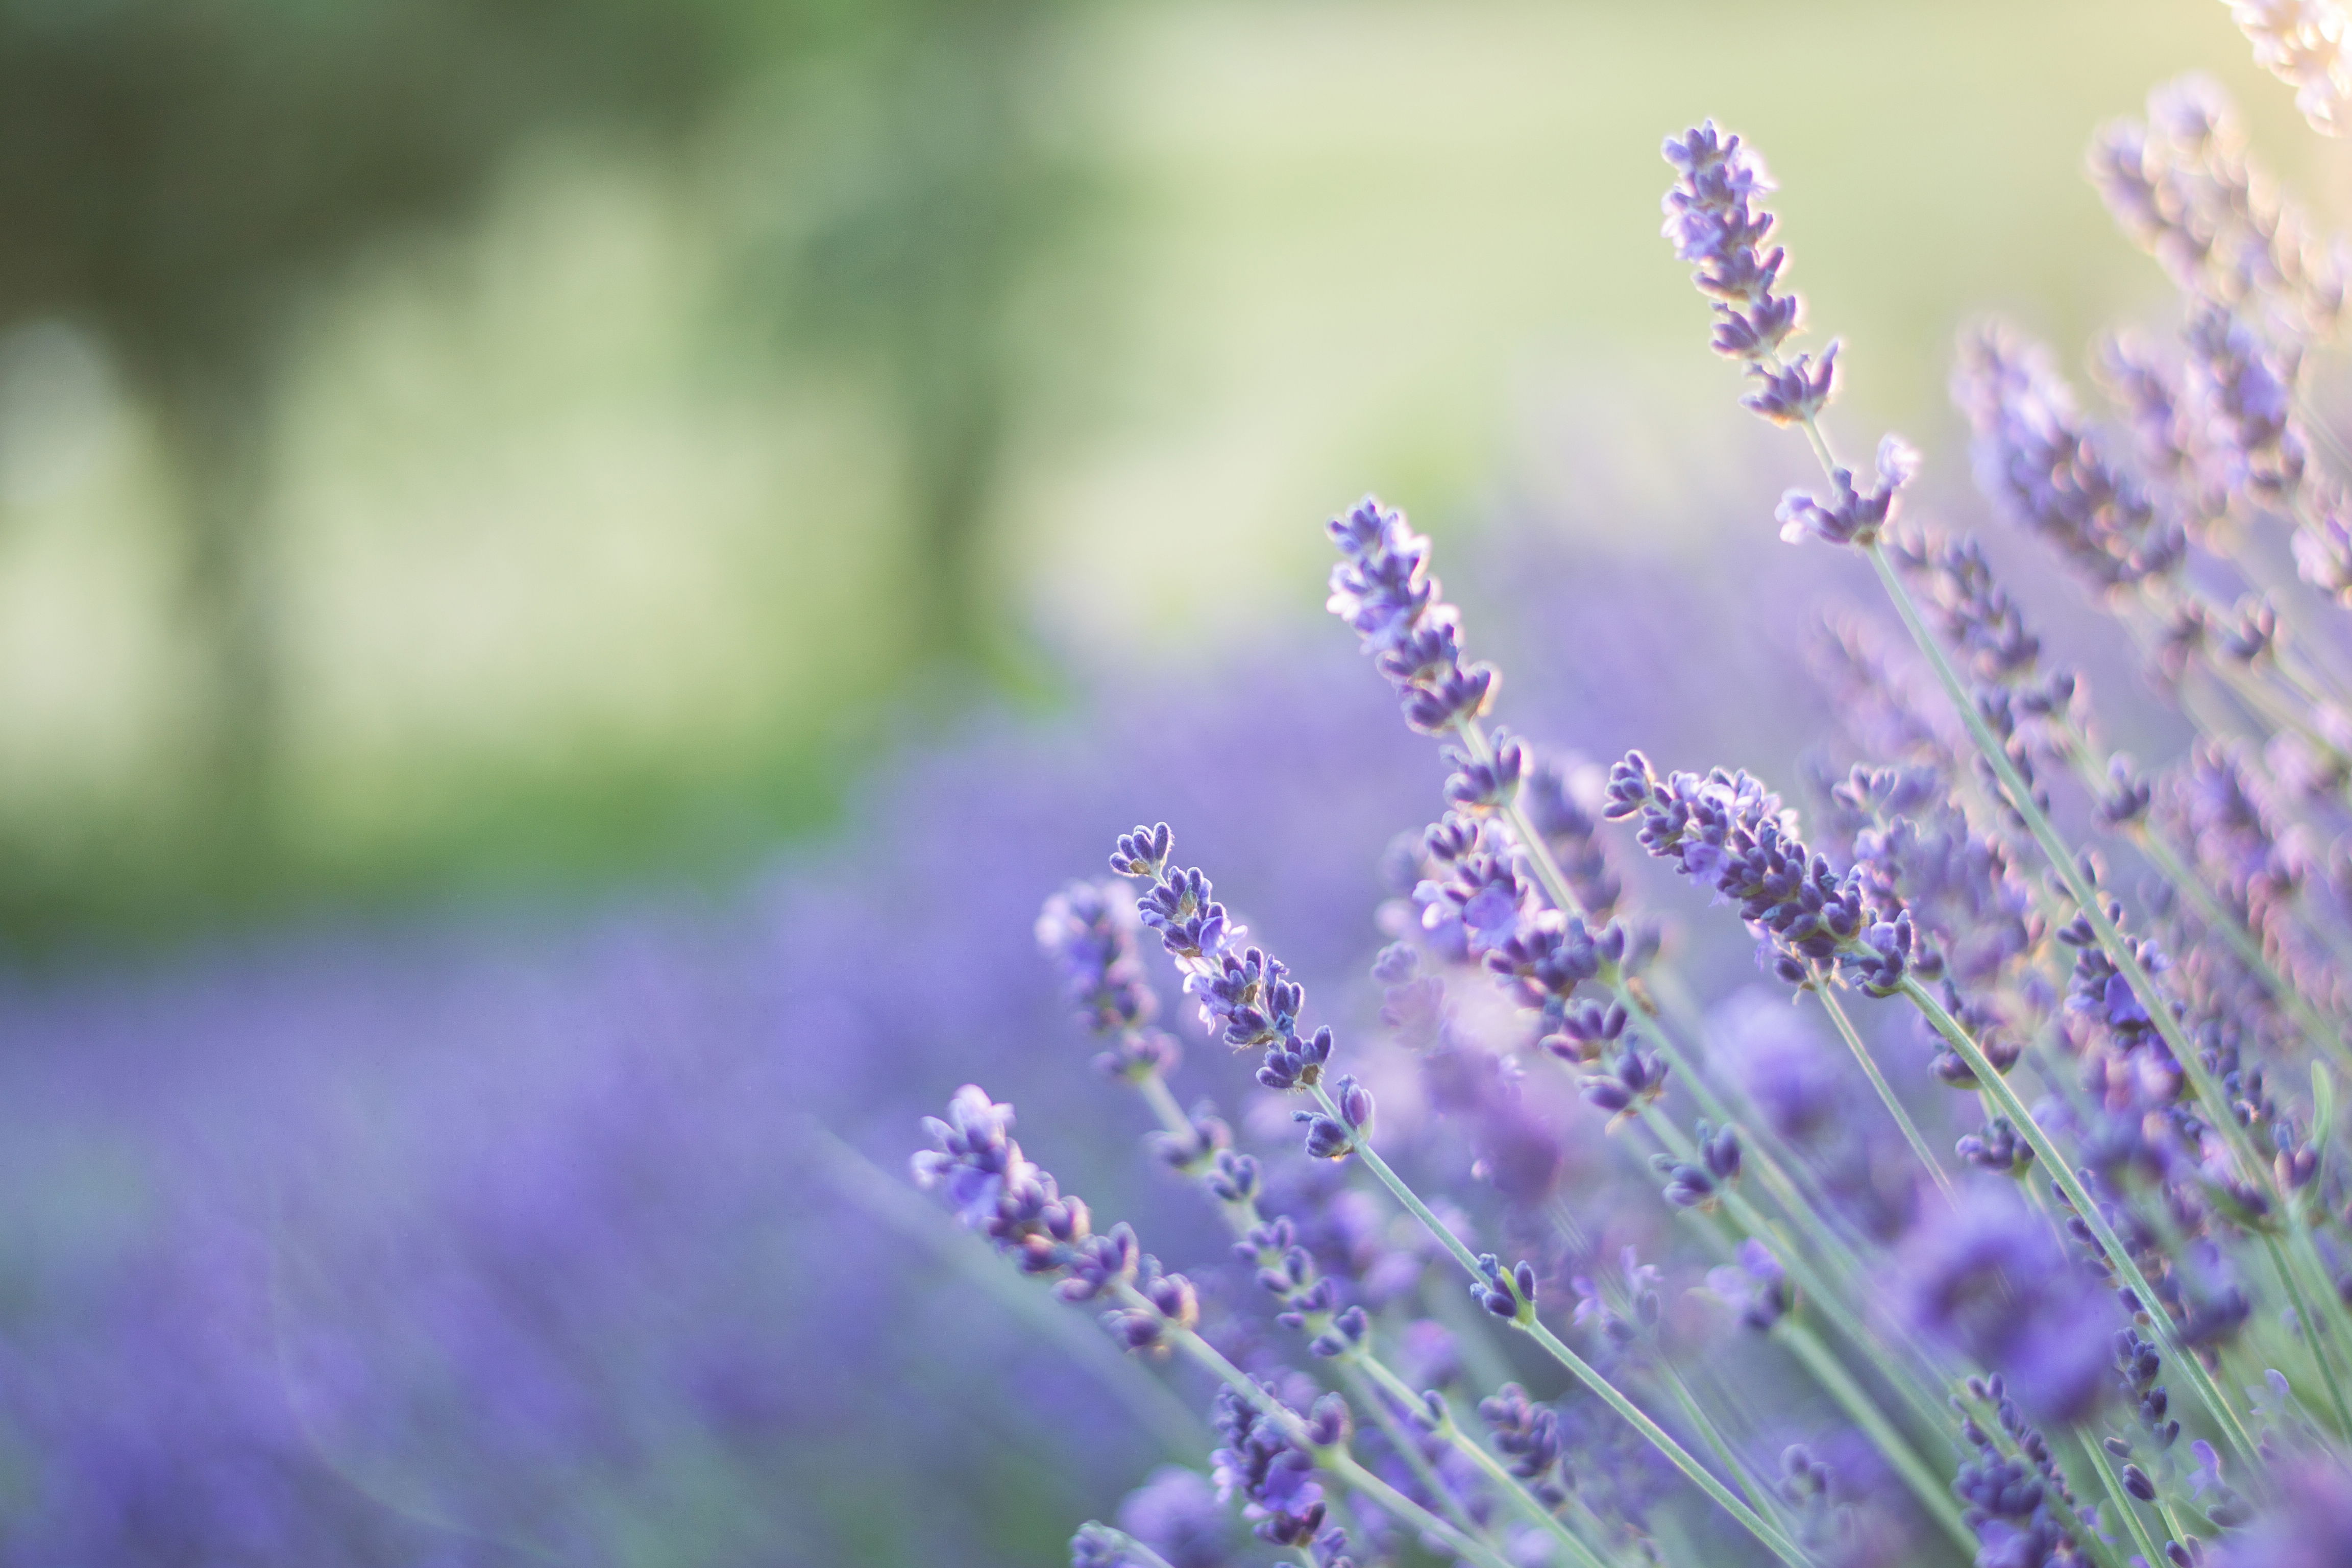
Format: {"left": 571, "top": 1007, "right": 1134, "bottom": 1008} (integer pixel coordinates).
{"left": 8, "top": 4, "right": 2352, "bottom": 1567}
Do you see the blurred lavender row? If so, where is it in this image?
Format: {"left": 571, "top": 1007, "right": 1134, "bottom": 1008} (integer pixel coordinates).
{"left": 0, "top": 501, "right": 1849, "bottom": 1564}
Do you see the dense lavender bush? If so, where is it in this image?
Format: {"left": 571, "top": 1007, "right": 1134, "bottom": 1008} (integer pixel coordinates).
{"left": 917, "top": 24, "right": 2352, "bottom": 1568}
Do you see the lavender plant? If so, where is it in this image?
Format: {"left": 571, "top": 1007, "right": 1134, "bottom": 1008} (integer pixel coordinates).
{"left": 915, "top": 26, "right": 2352, "bottom": 1568}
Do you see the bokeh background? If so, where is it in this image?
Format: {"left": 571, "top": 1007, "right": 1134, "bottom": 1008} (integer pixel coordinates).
{"left": 0, "top": 0, "right": 2343, "bottom": 1562}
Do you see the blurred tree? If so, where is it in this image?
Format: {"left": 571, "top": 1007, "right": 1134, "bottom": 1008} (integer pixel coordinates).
{"left": 745, "top": 0, "right": 1086, "bottom": 681}
{"left": 0, "top": 0, "right": 772, "bottom": 900}
{"left": 0, "top": 0, "right": 1097, "bottom": 944}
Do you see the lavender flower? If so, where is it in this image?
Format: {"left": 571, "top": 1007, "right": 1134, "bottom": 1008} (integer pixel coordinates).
{"left": 2223, "top": 0, "right": 2352, "bottom": 136}
{"left": 1113, "top": 1467, "right": 1233, "bottom": 1568}
{"left": 1950, "top": 323, "right": 2185, "bottom": 592}
{"left": 1326, "top": 496, "right": 1498, "bottom": 737}
{"left": 2185, "top": 301, "right": 2305, "bottom": 505}
{"left": 56, "top": 48, "right": 2352, "bottom": 1565}
{"left": 1604, "top": 752, "right": 1878, "bottom": 986}
{"left": 1894, "top": 1190, "right": 2118, "bottom": 1424}
{"left": 1039, "top": 881, "right": 1183, "bottom": 1080}
{"left": 1703, "top": 1239, "right": 1791, "bottom": 1332}
{"left": 2091, "top": 75, "right": 2345, "bottom": 325}
{"left": 1208, "top": 1383, "right": 1350, "bottom": 1552}
{"left": 1950, "top": 1378, "right": 2093, "bottom": 1568}
{"left": 1775, "top": 435, "right": 1920, "bottom": 548}
{"left": 1660, "top": 121, "right": 1818, "bottom": 412}
{"left": 1111, "top": 823, "right": 1348, "bottom": 1120}
{"left": 1477, "top": 1383, "right": 1567, "bottom": 1503}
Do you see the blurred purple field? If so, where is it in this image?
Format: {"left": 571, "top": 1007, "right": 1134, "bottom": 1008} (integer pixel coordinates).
{"left": 0, "top": 507, "right": 1853, "bottom": 1564}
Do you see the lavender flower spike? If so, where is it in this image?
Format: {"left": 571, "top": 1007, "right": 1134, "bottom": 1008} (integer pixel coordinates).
{"left": 1038, "top": 880, "right": 1183, "bottom": 1082}
{"left": 1660, "top": 121, "right": 1808, "bottom": 378}
{"left": 1663, "top": 122, "right": 1922, "bottom": 532}
{"left": 1326, "top": 497, "right": 1498, "bottom": 736}
{"left": 1109, "top": 821, "right": 1336, "bottom": 1106}
{"left": 1950, "top": 321, "right": 2183, "bottom": 591}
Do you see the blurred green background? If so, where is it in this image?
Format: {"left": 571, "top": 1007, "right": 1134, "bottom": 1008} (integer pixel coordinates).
{"left": 0, "top": 0, "right": 2337, "bottom": 947}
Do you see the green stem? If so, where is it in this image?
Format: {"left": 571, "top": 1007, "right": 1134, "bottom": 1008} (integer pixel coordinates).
{"left": 1668, "top": 1188, "right": 1966, "bottom": 1532}
{"left": 2263, "top": 1228, "right": 2352, "bottom": 1438}
{"left": 1325, "top": 1093, "right": 1814, "bottom": 1565}
{"left": 2147, "top": 1479, "right": 2197, "bottom": 1562}
{"left": 1658, "top": 1356, "right": 1781, "bottom": 1528}
{"left": 1134, "top": 1072, "right": 1193, "bottom": 1144}
{"left": 1338, "top": 1362, "right": 1484, "bottom": 1541}
{"left": 1863, "top": 540, "right": 2262, "bottom": 1167}
{"left": 1897, "top": 977, "right": 2260, "bottom": 1464}
{"left": 1635, "top": 1107, "right": 1959, "bottom": 1447}
{"left": 1131, "top": 1066, "right": 1590, "bottom": 1556}
{"left": 2081, "top": 1434, "right": 2166, "bottom": 1568}
{"left": 1464, "top": 719, "right": 1980, "bottom": 1462}
{"left": 1811, "top": 982, "right": 1957, "bottom": 1200}
{"left": 1518, "top": 1314, "right": 1813, "bottom": 1566}
{"left": 1865, "top": 537, "right": 2352, "bottom": 1459}
{"left": 1716, "top": 1184, "right": 1958, "bottom": 1446}
{"left": 1775, "top": 1317, "right": 1976, "bottom": 1554}
{"left": 1863, "top": 492, "right": 2291, "bottom": 1223}
{"left": 1352, "top": 1354, "right": 1615, "bottom": 1568}
{"left": 1461, "top": 717, "right": 1865, "bottom": 1284}
{"left": 1136, "top": 1301, "right": 1523, "bottom": 1568}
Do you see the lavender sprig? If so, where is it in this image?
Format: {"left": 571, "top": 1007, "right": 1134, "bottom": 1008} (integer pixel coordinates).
{"left": 1379, "top": 895, "right": 1978, "bottom": 1550}
{"left": 2089, "top": 75, "right": 2345, "bottom": 329}
{"left": 1601, "top": 752, "right": 1960, "bottom": 1197}
{"left": 911, "top": 1084, "right": 1521, "bottom": 1568}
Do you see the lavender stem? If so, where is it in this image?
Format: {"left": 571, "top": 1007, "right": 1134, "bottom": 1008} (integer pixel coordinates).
{"left": 1810, "top": 981, "right": 1958, "bottom": 1201}
{"left": 2081, "top": 1430, "right": 2168, "bottom": 1568}
{"left": 1773, "top": 1314, "right": 1977, "bottom": 1551}
{"left": 1126, "top": 1296, "right": 1525, "bottom": 1568}
{"left": 1897, "top": 975, "right": 2261, "bottom": 1462}
{"left": 1322, "top": 1084, "right": 1817, "bottom": 1567}
{"left": 1349, "top": 1354, "right": 1619, "bottom": 1568}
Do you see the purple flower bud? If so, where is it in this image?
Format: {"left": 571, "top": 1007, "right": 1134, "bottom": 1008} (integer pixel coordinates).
{"left": 1702, "top": 1121, "right": 1743, "bottom": 1181}
{"left": 1293, "top": 1110, "right": 1354, "bottom": 1161}
{"left": 1743, "top": 344, "right": 1839, "bottom": 426}
{"left": 1109, "top": 822, "right": 1174, "bottom": 878}
{"left": 1303, "top": 1393, "right": 1352, "bottom": 1449}
{"left": 1332, "top": 1075, "right": 1375, "bottom": 1133}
